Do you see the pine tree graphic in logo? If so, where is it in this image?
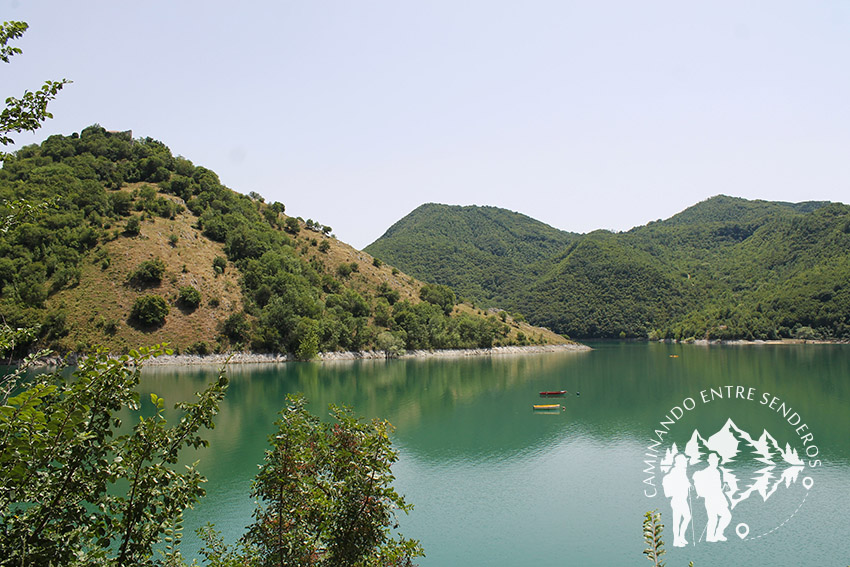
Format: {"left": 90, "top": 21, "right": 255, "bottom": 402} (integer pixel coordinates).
{"left": 659, "top": 419, "right": 807, "bottom": 546}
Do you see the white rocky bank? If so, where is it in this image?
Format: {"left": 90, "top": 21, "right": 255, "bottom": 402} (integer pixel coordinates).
{"left": 141, "top": 343, "right": 591, "bottom": 366}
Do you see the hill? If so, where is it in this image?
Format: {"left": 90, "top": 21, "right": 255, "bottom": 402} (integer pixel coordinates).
{"left": 366, "top": 196, "right": 850, "bottom": 340}
{"left": 365, "top": 203, "right": 576, "bottom": 306}
{"left": 0, "top": 126, "right": 570, "bottom": 357}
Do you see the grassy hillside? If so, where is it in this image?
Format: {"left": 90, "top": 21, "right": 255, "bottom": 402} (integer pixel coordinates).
{"left": 367, "top": 196, "right": 850, "bottom": 341}
{"left": 0, "top": 126, "right": 570, "bottom": 357}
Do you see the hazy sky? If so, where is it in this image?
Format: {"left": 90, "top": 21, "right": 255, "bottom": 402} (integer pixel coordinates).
{"left": 3, "top": 1, "right": 849, "bottom": 249}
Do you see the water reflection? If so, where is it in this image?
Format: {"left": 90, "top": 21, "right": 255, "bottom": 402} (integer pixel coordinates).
{"left": 135, "top": 343, "right": 850, "bottom": 565}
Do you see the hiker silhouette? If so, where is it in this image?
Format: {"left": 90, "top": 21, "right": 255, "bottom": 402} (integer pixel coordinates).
{"left": 662, "top": 453, "right": 692, "bottom": 547}
{"left": 692, "top": 453, "right": 731, "bottom": 542}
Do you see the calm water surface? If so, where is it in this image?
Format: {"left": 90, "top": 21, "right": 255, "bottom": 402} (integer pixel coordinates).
{"left": 138, "top": 342, "right": 850, "bottom": 566}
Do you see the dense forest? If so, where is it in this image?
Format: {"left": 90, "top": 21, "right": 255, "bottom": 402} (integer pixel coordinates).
{"left": 0, "top": 126, "right": 566, "bottom": 357}
{"left": 365, "top": 198, "right": 850, "bottom": 341}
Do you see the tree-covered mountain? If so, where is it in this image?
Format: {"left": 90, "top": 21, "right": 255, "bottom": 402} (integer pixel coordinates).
{"left": 365, "top": 203, "right": 576, "bottom": 306}
{"left": 366, "top": 196, "right": 850, "bottom": 340}
{"left": 0, "top": 126, "right": 569, "bottom": 357}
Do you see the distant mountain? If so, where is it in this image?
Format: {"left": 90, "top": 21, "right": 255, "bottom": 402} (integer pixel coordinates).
{"left": 0, "top": 126, "right": 569, "bottom": 356}
{"left": 367, "top": 196, "right": 850, "bottom": 340}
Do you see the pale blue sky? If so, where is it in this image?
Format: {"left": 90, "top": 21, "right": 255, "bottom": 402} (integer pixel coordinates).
{"left": 3, "top": 1, "right": 849, "bottom": 248}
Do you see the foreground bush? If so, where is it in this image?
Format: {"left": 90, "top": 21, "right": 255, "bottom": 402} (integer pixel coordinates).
{"left": 0, "top": 345, "right": 228, "bottom": 566}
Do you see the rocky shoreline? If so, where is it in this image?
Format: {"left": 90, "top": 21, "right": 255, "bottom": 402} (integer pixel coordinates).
{"left": 136, "top": 343, "right": 591, "bottom": 366}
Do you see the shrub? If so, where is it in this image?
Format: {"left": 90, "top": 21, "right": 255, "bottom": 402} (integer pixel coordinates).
{"left": 178, "top": 285, "right": 202, "bottom": 310}
{"left": 419, "top": 283, "right": 456, "bottom": 315}
{"left": 318, "top": 240, "right": 330, "bottom": 253}
{"left": 372, "top": 257, "right": 383, "bottom": 268}
{"left": 336, "top": 263, "right": 353, "bottom": 278}
{"left": 222, "top": 312, "right": 250, "bottom": 343}
{"left": 129, "top": 258, "right": 166, "bottom": 285}
{"left": 213, "top": 256, "right": 227, "bottom": 274}
{"left": 109, "top": 191, "right": 133, "bottom": 216}
{"left": 168, "top": 233, "right": 178, "bottom": 247}
{"left": 377, "top": 282, "right": 400, "bottom": 305}
{"left": 185, "top": 341, "right": 210, "bottom": 355}
{"left": 130, "top": 295, "right": 169, "bottom": 326}
{"left": 124, "top": 215, "right": 141, "bottom": 236}
{"left": 262, "top": 208, "right": 279, "bottom": 227}
{"left": 0, "top": 347, "right": 227, "bottom": 566}
{"left": 283, "top": 216, "right": 300, "bottom": 234}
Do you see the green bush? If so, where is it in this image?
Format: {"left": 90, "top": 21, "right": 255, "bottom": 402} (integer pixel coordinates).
{"left": 129, "top": 258, "right": 166, "bottom": 285}
{"left": 212, "top": 256, "right": 227, "bottom": 274}
{"left": 0, "top": 346, "right": 227, "bottom": 566}
{"left": 419, "top": 283, "right": 456, "bottom": 315}
{"left": 377, "top": 282, "right": 400, "bottom": 305}
{"left": 336, "top": 263, "right": 353, "bottom": 278}
{"left": 222, "top": 312, "right": 250, "bottom": 343}
{"left": 130, "top": 294, "right": 169, "bottom": 326}
{"left": 124, "top": 215, "right": 141, "bottom": 236}
{"left": 283, "top": 216, "right": 300, "bottom": 234}
{"left": 177, "top": 285, "right": 201, "bottom": 310}
{"left": 185, "top": 341, "right": 210, "bottom": 355}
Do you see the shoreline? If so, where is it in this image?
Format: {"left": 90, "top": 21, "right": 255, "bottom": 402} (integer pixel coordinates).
{"left": 138, "top": 343, "right": 591, "bottom": 366}
{"left": 657, "top": 338, "right": 849, "bottom": 346}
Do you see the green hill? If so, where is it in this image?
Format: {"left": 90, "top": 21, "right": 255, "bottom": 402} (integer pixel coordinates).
{"left": 365, "top": 203, "right": 576, "bottom": 306}
{"left": 0, "top": 126, "right": 570, "bottom": 357}
{"left": 366, "top": 197, "right": 850, "bottom": 340}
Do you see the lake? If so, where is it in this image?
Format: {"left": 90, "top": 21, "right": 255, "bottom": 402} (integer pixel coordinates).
{"left": 137, "top": 342, "right": 850, "bottom": 566}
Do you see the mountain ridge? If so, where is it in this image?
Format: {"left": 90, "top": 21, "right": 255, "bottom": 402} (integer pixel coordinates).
{"left": 366, "top": 196, "right": 850, "bottom": 340}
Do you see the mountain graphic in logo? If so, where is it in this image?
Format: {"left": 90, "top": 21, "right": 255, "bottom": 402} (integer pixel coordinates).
{"left": 659, "top": 419, "right": 805, "bottom": 546}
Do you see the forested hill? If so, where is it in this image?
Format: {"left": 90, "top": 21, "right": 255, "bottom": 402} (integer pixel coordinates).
{"left": 0, "top": 126, "right": 569, "bottom": 357}
{"left": 366, "top": 203, "right": 576, "bottom": 303}
{"left": 366, "top": 196, "right": 850, "bottom": 341}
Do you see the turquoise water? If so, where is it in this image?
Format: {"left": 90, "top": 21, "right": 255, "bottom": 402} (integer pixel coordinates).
{"left": 137, "top": 342, "right": 850, "bottom": 565}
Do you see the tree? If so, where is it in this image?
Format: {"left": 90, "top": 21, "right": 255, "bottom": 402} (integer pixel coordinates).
{"left": 241, "top": 394, "right": 423, "bottom": 567}
{"left": 418, "top": 283, "right": 456, "bottom": 315}
{"left": 376, "top": 331, "right": 405, "bottom": 359}
{"left": 1, "top": 21, "right": 70, "bottom": 160}
{"left": 283, "top": 216, "right": 300, "bottom": 235}
{"left": 125, "top": 214, "right": 142, "bottom": 236}
{"left": 0, "top": 345, "right": 228, "bottom": 566}
{"left": 131, "top": 294, "right": 170, "bottom": 326}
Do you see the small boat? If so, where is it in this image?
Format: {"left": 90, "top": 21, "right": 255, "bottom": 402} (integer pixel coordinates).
{"left": 533, "top": 404, "right": 562, "bottom": 411}
{"left": 539, "top": 390, "right": 568, "bottom": 397}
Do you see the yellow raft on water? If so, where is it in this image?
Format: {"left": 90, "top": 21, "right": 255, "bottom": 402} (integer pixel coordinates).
{"left": 532, "top": 404, "right": 562, "bottom": 411}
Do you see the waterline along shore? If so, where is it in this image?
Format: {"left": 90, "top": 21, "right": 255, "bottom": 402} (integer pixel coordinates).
{"left": 137, "top": 343, "right": 592, "bottom": 366}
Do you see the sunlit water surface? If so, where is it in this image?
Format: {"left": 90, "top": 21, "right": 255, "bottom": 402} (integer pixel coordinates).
{"left": 136, "top": 342, "right": 850, "bottom": 566}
